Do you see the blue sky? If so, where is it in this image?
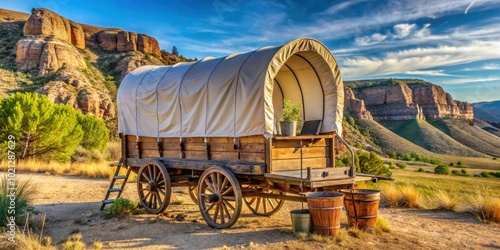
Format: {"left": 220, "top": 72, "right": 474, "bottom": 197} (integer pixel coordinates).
{"left": 2, "top": 0, "right": 500, "bottom": 103}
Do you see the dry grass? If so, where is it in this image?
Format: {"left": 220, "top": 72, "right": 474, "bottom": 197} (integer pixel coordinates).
{"left": 62, "top": 233, "right": 86, "bottom": 250}
{"left": 464, "top": 190, "right": 500, "bottom": 223}
{"left": 375, "top": 216, "right": 392, "bottom": 233}
{"left": 430, "top": 188, "right": 460, "bottom": 211}
{"left": 380, "top": 183, "right": 423, "bottom": 208}
{"left": 15, "top": 231, "right": 56, "bottom": 250}
{"left": 0, "top": 160, "right": 114, "bottom": 179}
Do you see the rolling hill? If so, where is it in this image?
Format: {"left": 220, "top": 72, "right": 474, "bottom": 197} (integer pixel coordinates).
{"left": 472, "top": 100, "right": 500, "bottom": 122}
{"left": 379, "top": 120, "right": 487, "bottom": 157}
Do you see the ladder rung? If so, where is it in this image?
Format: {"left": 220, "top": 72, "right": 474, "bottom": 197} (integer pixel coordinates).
{"left": 108, "top": 188, "right": 123, "bottom": 192}
{"left": 114, "top": 175, "right": 127, "bottom": 179}
{"left": 102, "top": 199, "right": 114, "bottom": 204}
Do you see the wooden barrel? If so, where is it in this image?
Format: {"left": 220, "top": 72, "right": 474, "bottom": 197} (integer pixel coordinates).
{"left": 339, "top": 189, "right": 380, "bottom": 229}
{"left": 306, "top": 192, "right": 344, "bottom": 237}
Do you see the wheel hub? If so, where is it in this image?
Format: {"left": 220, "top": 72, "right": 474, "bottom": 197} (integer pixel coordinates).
{"left": 146, "top": 181, "right": 156, "bottom": 191}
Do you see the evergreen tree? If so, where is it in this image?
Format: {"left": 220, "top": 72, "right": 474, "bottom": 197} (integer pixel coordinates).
{"left": 172, "top": 46, "right": 179, "bottom": 56}
{"left": 77, "top": 113, "right": 109, "bottom": 152}
{"left": 0, "top": 93, "right": 83, "bottom": 162}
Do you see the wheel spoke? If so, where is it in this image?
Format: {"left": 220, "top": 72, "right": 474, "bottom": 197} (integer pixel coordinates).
{"left": 203, "top": 202, "right": 216, "bottom": 213}
{"left": 269, "top": 199, "right": 277, "bottom": 210}
{"left": 223, "top": 200, "right": 235, "bottom": 212}
{"left": 221, "top": 186, "right": 233, "bottom": 196}
{"left": 247, "top": 197, "right": 256, "bottom": 206}
{"left": 219, "top": 204, "right": 225, "bottom": 224}
{"left": 155, "top": 192, "right": 162, "bottom": 207}
{"left": 141, "top": 172, "right": 150, "bottom": 182}
{"left": 204, "top": 178, "right": 215, "bottom": 193}
{"left": 220, "top": 177, "right": 229, "bottom": 193}
{"left": 221, "top": 201, "right": 232, "bottom": 221}
{"left": 210, "top": 173, "right": 218, "bottom": 192}
{"left": 213, "top": 203, "right": 220, "bottom": 223}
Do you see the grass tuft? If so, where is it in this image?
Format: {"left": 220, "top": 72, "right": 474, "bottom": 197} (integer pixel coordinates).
{"left": 102, "top": 198, "right": 139, "bottom": 219}
{"left": 347, "top": 227, "right": 363, "bottom": 238}
{"left": 431, "top": 188, "right": 459, "bottom": 211}
{"left": 62, "top": 233, "right": 86, "bottom": 250}
{"left": 464, "top": 191, "right": 500, "bottom": 223}
{"left": 381, "top": 183, "right": 423, "bottom": 208}
{"left": 375, "top": 215, "right": 392, "bottom": 233}
{"left": 1, "top": 174, "right": 36, "bottom": 225}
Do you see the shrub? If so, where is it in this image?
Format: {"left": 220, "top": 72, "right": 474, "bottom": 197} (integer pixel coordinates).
{"left": 396, "top": 162, "right": 406, "bottom": 169}
{"left": 480, "top": 172, "right": 494, "bottom": 178}
{"left": 429, "top": 158, "right": 440, "bottom": 165}
{"left": 451, "top": 170, "right": 460, "bottom": 175}
{"left": 435, "top": 164, "right": 450, "bottom": 175}
{"left": 102, "top": 198, "right": 139, "bottom": 219}
{"left": 461, "top": 169, "right": 468, "bottom": 175}
{"left": 355, "top": 151, "right": 392, "bottom": 177}
{"left": 456, "top": 161, "right": 463, "bottom": 167}
{"left": 449, "top": 162, "right": 455, "bottom": 167}
{"left": 280, "top": 99, "right": 302, "bottom": 122}
{"left": 387, "top": 150, "right": 397, "bottom": 159}
{"left": 417, "top": 168, "right": 425, "bottom": 172}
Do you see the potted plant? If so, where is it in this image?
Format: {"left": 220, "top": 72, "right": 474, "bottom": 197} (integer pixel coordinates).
{"left": 280, "top": 99, "right": 302, "bottom": 136}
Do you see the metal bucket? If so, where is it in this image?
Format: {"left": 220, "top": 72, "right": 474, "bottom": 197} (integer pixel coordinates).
{"left": 290, "top": 209, "right": 312, "bottom": 234}
{"left": 339, "top": 189, "right": 380, "bottom": 229}
{"left": 306, "top": 192, "right": 344, "bottom": 237}
{"left": 280, "top": 121, "right": 297, "bottom": 136}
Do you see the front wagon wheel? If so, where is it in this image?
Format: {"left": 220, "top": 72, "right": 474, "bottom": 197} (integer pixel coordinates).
{"left": 137, "top": 160, "right": 171, "bottom": 214}
{"left": 197, "top": 166, "right": 242, "bottom": 229}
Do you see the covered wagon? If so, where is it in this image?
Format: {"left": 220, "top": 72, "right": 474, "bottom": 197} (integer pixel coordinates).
{"left": 102, "top": 37, "right": 357, "bottom": 228}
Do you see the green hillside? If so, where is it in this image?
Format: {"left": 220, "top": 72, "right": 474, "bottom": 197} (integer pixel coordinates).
{"left": 359, "top": 119, "right": 500, "bottom": 170}
{"left": 379, "top": 120, "right": 487, "bottom": 157}
{"left": 428, "top": 119, "right": 500, "bottom": 158}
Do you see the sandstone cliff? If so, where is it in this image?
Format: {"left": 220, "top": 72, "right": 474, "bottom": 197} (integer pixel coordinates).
{"left": 345, "top": 79, "right": 473, "bottom": 121}
{"left": 22, "top": 8, "right": 161, "bottom": 56}
{"left": 344, "top": 88, "right": 373, "bottom": 120}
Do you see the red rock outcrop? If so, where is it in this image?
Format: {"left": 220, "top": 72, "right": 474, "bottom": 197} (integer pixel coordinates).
{"left": 23, "top": 8, "right": 85, "bottom": 49}
{"left": 409, "top": 84, "right": 474, "bottom": 119}
{"left": 353, "top": 84, "right": 424, "bottom": 121}
{"left": 346, "top": 82, "right": 473, "bottom": 121}
{"left": 22, "top": 8, "right": 161, "bottom": 56}
{"left": 344, "top": 88, "right": 373, "bottom": 120}
{"left": 16, "top": 37, "right": 86, "bottom": 75}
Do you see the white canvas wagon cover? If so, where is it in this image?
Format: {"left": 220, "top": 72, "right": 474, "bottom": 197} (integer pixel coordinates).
{"left": 117, "top": 38, "right": 344, "bottom": 138}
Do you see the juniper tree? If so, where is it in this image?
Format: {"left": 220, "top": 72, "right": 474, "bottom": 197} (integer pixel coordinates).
{"left": 77, "top": 113, "right": 109, "bottom": 152}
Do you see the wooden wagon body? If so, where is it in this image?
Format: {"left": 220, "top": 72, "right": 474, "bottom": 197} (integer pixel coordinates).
{"left": 103, "top": 38, "right": 359, "bottom": 228}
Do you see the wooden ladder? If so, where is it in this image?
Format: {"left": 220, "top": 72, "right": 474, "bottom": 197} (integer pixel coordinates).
{"left": 100, "top": 159, "right": 132, "bottom": 210}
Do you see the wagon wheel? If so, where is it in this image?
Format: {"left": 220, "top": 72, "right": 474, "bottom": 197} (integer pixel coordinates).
{"left": 188, "top": 185, "right": 198, "bottom": 205}
{"left": 137, "top": 160, "right": 171, "bottom": 214}
{"left": 244, "top": 186, "right": 284, "bottom": 216}
{"left": 197, "top": 166, "right": 242, "bottom": 229}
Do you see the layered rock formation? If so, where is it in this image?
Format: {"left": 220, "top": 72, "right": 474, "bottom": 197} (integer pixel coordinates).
{"left": 16, "top": 37, "right": 87, "bottom": 75}
{"left": 23, "top": 8, "right": 85, "bottom": 49}
{"left": 346, "top": 81, "right": 473, "bottom": 121}
{"left": 22, "top": 8, "right": 161, "bottom": 56}
{"left": 344, "top": 88, "right": 373, "bottom": 120}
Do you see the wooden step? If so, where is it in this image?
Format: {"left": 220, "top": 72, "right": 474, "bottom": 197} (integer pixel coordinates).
{"left": 102, "top": 199, "right": 114, "bottom": 204}
{"left": 108, "top": 188, "right": 123, "bottom": 192}
{"left": 114, "top": 175, "right": 127, "bottom": 179}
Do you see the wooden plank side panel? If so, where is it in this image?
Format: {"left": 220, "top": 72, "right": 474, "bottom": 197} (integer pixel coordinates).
{"left": 271, "top": 158, "right": 330, "bottom": 171}
{"left": 272, "top": 138, "right": 327, "bottom": 148}
{"left": 272, "top": 147, "right": 330, "bottom": 160}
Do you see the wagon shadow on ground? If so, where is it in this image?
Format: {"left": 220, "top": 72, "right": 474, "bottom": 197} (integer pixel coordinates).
{"left": 34, "top": 201, "right": 297, "bottom": 249}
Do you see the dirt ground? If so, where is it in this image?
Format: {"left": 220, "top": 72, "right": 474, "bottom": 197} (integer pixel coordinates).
{"left": 3, "top": 173, "right": 500, "bottom": 249}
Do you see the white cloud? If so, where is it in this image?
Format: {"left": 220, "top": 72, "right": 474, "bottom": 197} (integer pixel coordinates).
{"left": 464, "top": 63, "right": 500, "bottom": 71}
{"left": 440, "top": 77, "right": 500, "bottom": 85}
{"left": 341, "top": 40, "right": 500, "bottom": 78}
{"left": 404, "top": 70, "right": 457, "bottom": 76}
{"left": 355, "top": 33, "right": 388, "bottom": 46}
{"left": 393, "top": 23, "right": 417, "bottom": 38}
{"left": 465, "top": 0, "right": 476, "bottom": 14}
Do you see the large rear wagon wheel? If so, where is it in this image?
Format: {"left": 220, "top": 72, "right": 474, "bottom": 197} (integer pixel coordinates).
{"left": 137, "top": 160, "right": 171, "bottom": 214}
{"left": 197, "top": 166, "right": 242, "bottom": 229}
{"left": 244, "top": 187, "right": 284, "bottom": 216}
